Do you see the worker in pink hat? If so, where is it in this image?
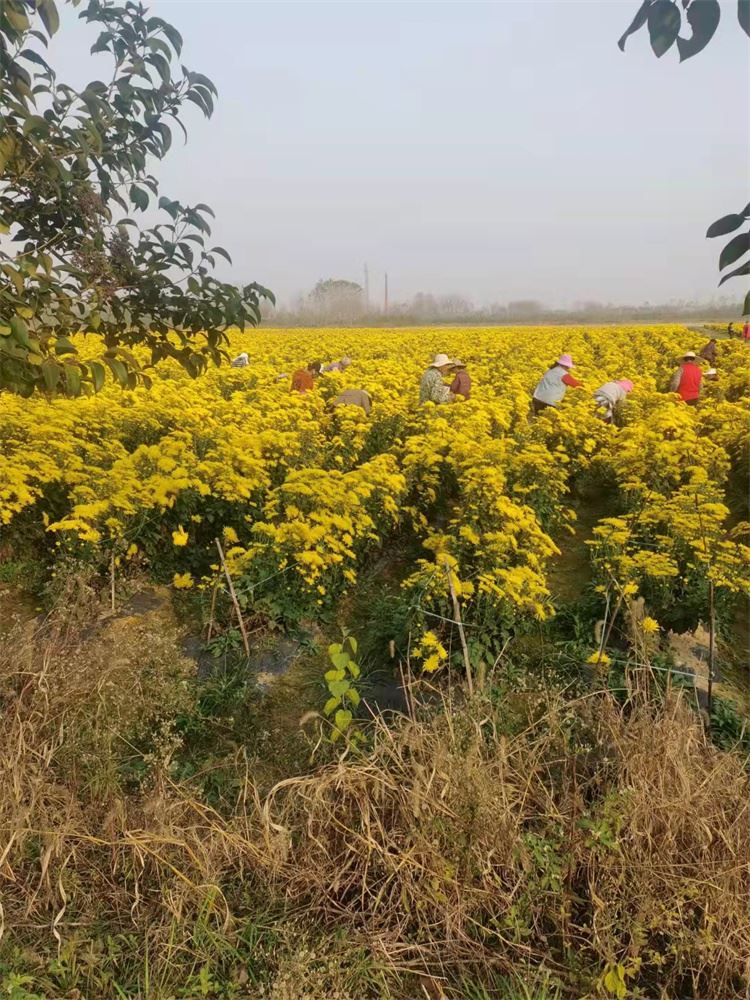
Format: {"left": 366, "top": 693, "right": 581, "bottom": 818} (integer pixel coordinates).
{"left": 531, "top": 354, "right": 582, "bottom": 414}
{"left": 593, "top": 378, "right": 634, "bottom": 424}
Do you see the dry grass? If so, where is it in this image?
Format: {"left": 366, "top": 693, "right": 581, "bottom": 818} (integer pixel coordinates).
{"left": 1, "top": 605, "right": 750, "bottom": 997}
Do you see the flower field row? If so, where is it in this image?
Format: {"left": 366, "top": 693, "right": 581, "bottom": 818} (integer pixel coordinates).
{"left": 1, "top": 325, "right": 748, "bottom": 644}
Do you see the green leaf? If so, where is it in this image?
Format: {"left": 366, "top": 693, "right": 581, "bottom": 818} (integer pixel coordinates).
{"left": 323, "top": 696, "right": 340, "bottom": 716}
{"left": 54, "top": 336, "right": 77, "bottom": 356}
{"left": 707, "top": 213, "right": 745, "bottom": 238}
{"left": 719, "top": 259, "right": 750, "bottom": 285}
{"left": 5, "top": 5, "right": 30, "bottom": 32}
{"left": 324, "top": 668, "right": 345, "bottom": 682}
{"left": 10, "top": 315, "right": 30, "bottom": 348}
{"left": 22, "top": 114, "right": 48, "bottom": 137}
{"left": 676, "top": 0, "right": 720, "bottom": 61}
{"left": 0, "top": 135, "right": 16, "bottom": 174}
{"left": 148, "top": 17, "right": 183, "bottom": 55}
{"left": 618, "top": 0, "right": 651, "bottom": 51}
{"left": 719, "top": 230, "right": 750, "bottom": 271}
{"left": 740, "top": 0, "right": 750, "bottom": 39}
{"left": 648, "top": 0, "right": 681, "bottom": 57}
{"left": 344, "top": 688, "right": 360, "bottom": 707}
{"left": 41, "top": 358, "right": 60, "bottom": 391}
{"left": 345, "top": 635, "right": 358, "bottom": 653}
{"left": 88, "top": 361, "right": 105, "bottom": 392}
{"left": 189, "top": 74, "right": 218, "bottom": 98}
{"left": 64, "top": 364, "right": 81, "bottom": 397}
{"left": 211, "top": 246, "right": 232, "bottom": 265}
{"left": 334, "top": 709, "right": 353, "bottom": 732}
{"left": 106, "top": 357, "right": 129, "bottom": 386}
{"left": 331, "top": 651, "right": 350, "bottom": 670}
{"left": 4, "top": 266, "right": 24, "bottom": 295}
{"left": 38, "top": 0, "right": 60, "bottom": 37}
{"left": 130, "top": 185, "right": 149, "bottom": 211}
{"left": 19, "top": 49, "right": 52, "bottom": 70}
{"left": 347, "top": 661, "right": 361, "bottom": 679}
{"left": 149, "top": 52, "right": 172, "bottom": 86}
{"left": 327, "top": 643, "right": 342, "bottom": 657}
{"left": 328, "top": 679, "right": 350, "bottom": 698}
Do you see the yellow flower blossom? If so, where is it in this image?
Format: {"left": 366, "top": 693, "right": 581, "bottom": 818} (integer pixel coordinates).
{"left": 172, "top": 525, "right": 189, "bottom": 547}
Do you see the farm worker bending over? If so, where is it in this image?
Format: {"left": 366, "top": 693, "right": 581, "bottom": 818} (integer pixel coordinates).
{"left": 669, "top": 352, "right": 702, "bottom": 406}
{"left": 230, "top": 352, "right": 249, "bottom": 368}
{"left": 531, "top": 354, "right": 582, "bottom": 414}
{"left": 420, "top": 353, "right": 454, "bottom": 404}
{"left": 743, "top": 319, "right": 750, "bottom": 341}
{"left": 449, "top": 359, "right": 471, "bottom": 400}
{"left": 291, "top": 361, "right": 321, "bottom": 393}
{"left": 699, "top": 339, "right": 718, "bottom": 364}
{"left": 323, "top": 356, "right": 352, "bottom": 373}
{"left": 593, "top": 379, "right": 633, "bottom": 424}
{"left": 332, "top": 388, "right": 372, "bottom": 415}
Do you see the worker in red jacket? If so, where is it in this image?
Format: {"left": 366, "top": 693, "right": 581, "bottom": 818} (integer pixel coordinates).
{"left": 669, "top": 351, "right": 703, "bottom": 406}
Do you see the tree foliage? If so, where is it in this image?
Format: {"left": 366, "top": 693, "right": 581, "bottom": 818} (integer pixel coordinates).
{"left": 0, "top": 0, "right": 273, "bottom": 397}
{"left": 618, "top": 0, "right": 750, "bottom": 308}
{"left": 308, "top": 278, "right": 364, "bottom": 323}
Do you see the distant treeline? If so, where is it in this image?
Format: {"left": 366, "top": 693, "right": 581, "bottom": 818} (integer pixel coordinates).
{"left": 262, "top": 287, "right": 742, "bottom": 327}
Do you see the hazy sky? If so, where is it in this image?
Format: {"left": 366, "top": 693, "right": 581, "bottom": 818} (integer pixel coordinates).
{"left": 52, "top": 1, "right": 749, "bottom": 308}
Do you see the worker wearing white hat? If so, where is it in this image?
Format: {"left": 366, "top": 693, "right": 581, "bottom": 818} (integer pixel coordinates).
{"left": 668, "top": 351, "right": 703, "bottom": 405}
{"left": 419, "top": 353, "right": 454, "bottom": 404}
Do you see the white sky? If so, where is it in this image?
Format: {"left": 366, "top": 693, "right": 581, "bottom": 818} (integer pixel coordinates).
{"left": 50, "top": 1, "right": 750, "bottom": 308}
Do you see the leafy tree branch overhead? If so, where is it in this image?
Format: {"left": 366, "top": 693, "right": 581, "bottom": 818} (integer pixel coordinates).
{"left": 619, "top": 0, "right": 750, "bottom": 312}
{"left": 0, "top": 0, "right": 273, "bottom": 398}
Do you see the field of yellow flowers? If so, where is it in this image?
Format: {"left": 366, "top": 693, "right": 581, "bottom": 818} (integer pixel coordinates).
{"left": 1, "top": 325, "right": 749, "bottom": 656}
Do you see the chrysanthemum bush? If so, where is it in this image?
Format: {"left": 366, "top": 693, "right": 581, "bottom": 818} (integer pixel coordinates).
{"left": 0, "top": 324, "right": 748, "bottom": 634}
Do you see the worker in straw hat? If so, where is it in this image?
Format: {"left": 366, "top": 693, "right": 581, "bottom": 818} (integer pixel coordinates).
{"left": 531, "top": 353, "right": 582, "bottom": 415}
{"left": 669, "top": 351, "right": 702, "bottom": 406}
{"left": 593, "top": 378, "right": 634, "bottom": 424}
{"left": 419, "top": 353, "right": 455, "bottom": 405}
{"left": 449, "top": 358, "right": 471, "bottom": 400}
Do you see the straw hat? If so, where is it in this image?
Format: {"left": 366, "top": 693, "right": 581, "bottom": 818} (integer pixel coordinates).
{"left": 430, "top": 353, "right": 452, "bottom": 368}
{"left": 683, "top": 351, "right": 697, "bottom": 360}
{"left": 451, "top": 358, "right": 466, "bottom": 368}
{"left": 557, "top": 353, "right": 574, "bottom": 369}
{"left": 706, "top": 368, "right": 717, "bottom": 376}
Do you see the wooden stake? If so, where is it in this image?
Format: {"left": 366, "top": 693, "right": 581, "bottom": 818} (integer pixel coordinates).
{"left": 215, "top": 537, "right": 250, "bottom": 660}
{"left": 445, "top": 560, "right": 473, "bottom": 697}
{"left": 110, "top": 551, "right": 116, "bottom": 613}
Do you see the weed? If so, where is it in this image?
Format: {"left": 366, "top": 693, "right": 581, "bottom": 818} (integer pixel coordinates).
{"left": 321, "top": 633, "right": 364, "bottom": 744}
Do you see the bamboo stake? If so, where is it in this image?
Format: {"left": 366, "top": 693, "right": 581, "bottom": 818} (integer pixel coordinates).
{"left": 110, "top": 551, "right": 116, "bottom": 613}
{"left": 444, "top": 560, "right": 473, "bottom": 697}
{"left": 214, "top": 537, "right": 250, "bottom": 660}
{"left": 597, "top": 590, "right": 624, "bottom": 669}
